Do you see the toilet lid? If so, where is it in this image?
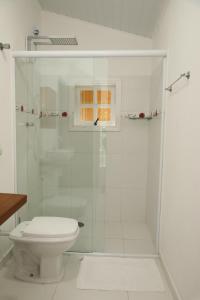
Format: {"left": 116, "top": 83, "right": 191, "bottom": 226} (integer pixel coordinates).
{"left": 22, "top": 217, "right": 78, "bottom": 238}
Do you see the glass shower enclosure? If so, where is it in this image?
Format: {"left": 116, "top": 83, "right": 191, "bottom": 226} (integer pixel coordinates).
{"left": 13, "top": 51, "right": 166, "bottom": 255}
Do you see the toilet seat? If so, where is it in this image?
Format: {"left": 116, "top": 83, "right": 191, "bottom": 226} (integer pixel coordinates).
{"left": 22, "top": 217, "right": 78, "bottom": 238}
{"left": 9, "top": 217, "right": 79, "bottom": 243}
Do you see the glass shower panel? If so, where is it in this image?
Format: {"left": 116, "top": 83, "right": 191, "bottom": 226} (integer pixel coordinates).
{"left": 15, "top": 59, "right": 42, "bottom": 221}
{"left": 91, "top": 57, "right": 164, "bottom": 255}
{"left": 38, "top": 57, "right": 108, "bottom": 252}
{"left": 15, "top": 54, "right": 164, "bottom": 255}
{"left": 15, "top": 57, "right": 108, "bottom": 253}
{"left": 15, "top": 59, "right": 29, "bottom": 221}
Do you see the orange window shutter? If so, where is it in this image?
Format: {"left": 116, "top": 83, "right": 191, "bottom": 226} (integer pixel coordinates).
{"left": 97, "top": 90, "right": 111, "bottom": 104}
{"left": 80, "top": 108, "right": 94, "bottom": 121}
{"left": 81, "top": 90, "right": 94, "bottom": 104}
{"left": 98, "top": 108, "right": 111, "bottom": 121}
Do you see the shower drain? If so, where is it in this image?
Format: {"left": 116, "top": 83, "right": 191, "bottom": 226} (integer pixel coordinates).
{"left": 78, "top": 221, "right": 84, "bottom": 228}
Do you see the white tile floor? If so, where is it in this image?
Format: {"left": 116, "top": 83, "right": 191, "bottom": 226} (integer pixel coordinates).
{"left": 104, "top": 222, "right": 155, "bottom": 254}
{"left": 0, "top": 255, "right": 174, "bottom": 300}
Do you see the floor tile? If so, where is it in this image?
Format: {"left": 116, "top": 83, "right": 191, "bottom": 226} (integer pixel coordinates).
{"left": 124, "top": 239, "right": 155, "bottom": 254}
{"left": 104, "top": 239, "right": 124, "bottom": 253}
{"left": 154, "top": 260, "right": 174, "bottom": 292}
{"left": 0, "top": 255, "right": 174, "bottom": 300}
{"left": 54, "top": 255, "right": 128, "bottom": 300}
{"left": 0, "top": 260, "right": 57, "bottom": 300}
{"left": 128, "top": 291, "right": 173, "bottom": 300}
{"left": 54, "top": 285, "right": 129, "bottom": 300}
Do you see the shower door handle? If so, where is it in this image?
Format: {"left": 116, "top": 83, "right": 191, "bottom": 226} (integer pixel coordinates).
{"left": 26, "top": 122, "right": 34, "bottom": 127}
{"left": 18, "top": 122, "right": 35, "bottom": 127}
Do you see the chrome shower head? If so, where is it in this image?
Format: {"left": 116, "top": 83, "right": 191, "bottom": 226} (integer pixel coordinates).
{"left": 49, "top": 37, "right": 78, "bottom": 46}
{"left": 26, "top": 35, "right": 78, "bottom": 50}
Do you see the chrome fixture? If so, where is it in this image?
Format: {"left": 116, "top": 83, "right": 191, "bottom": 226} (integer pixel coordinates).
{"left": 165, "top": 71, "right": 191, "bottom": 92}
{"left": 25, "top": 122, "right": 34, "bottom": 127}
{"left": 0, "top": 42, "right": 10, "bottom": 50}
{"left": 26, "top": 30, "right": 78, "bottom": 50}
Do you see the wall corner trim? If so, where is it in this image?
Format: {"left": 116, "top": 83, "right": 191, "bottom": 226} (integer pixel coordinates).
{"left": 160, "top": 252, "right": 183, "bottom": 300}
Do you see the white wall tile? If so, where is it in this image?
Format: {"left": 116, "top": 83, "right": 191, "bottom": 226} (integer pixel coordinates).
{"left": 122, "top": 154, "right": 148, "bottom": 189}
{"left": 123, "top": 223, "right": 151, "bottom": 240}
{"left": 71, "top": 154, "right": 93, "bottom": 188}
{"left": 105, "top": 131, "right": 125, "bottom": 155}
{"left": 105, "top": 222, "right": 123, "bottom": 238}
{"left": 121, "top": 189, "right": 146, "bottom": 222}
{"left": 124, "top": 239, "right": 155, "bottom": 254}
{"left": 105, "top": 154, "right": 124, "bottom": 188}
{"left": 94, "top": 190, "right": 106, "bottom": 222}
{"left": 105, "top": 188, "right": 122, "bottom": 222}
{"left": 104, "top": 239, "right": 124, "bottom": 253}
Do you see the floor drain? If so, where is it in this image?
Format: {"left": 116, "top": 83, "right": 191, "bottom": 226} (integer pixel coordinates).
{"left": 78, "top": 222, "right": 84, "bottom": 228}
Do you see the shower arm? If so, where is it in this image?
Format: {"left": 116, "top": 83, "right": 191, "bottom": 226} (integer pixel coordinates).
{"left": 26, "top": 35, "right": 52, "bottom": 50}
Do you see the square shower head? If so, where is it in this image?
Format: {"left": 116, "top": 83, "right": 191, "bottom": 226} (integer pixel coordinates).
{"left": 28, "top": 35, "right": 79, "bottom": 49}
{"left": 49, "top": 37, "right": 78, "bottom": 46}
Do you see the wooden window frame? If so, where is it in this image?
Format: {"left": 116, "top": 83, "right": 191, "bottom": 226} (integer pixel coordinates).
{"left": 71, "top": 80, "right": 121, "bottom": 132}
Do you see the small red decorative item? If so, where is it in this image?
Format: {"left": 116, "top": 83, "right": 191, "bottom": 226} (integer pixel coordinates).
{"left": 139, "top": 112, "right": 145, "bottom": 118}
{"left": 62, "top": 112, "right": 68, "bottom": 117}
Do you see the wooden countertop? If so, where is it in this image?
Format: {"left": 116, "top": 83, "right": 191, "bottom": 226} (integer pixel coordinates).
{"left": 0, "top": 193, "right": 27, "bottom": 225}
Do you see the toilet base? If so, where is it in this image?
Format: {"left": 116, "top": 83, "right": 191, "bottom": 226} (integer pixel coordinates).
{"left": 13, "top": 246, "right": 65, "bottom": 283}
{"left": 15, "top": 268, "right": 64, "bottom": 284}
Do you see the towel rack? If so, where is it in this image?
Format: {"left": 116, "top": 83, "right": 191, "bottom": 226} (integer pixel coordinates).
{"left": 165, "top": 71, "right": 190, "bottom": 92}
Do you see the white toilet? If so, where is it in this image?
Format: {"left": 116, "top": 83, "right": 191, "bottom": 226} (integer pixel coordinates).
{"left": 9, "top": 217, "right": 79, "bottom": 283}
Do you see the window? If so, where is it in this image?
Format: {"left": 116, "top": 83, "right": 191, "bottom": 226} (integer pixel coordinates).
{"left": 72, "top": 81, "right": 120, "bottom": 131}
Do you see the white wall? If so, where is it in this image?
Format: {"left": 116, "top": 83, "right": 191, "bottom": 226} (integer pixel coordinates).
{"left": 153, "top": 1, "right": 200, "bottom": 299}
{"left": 41, "top": 11, "right": 152, "bottom": 50}
{"left": 0, "top": 0, "right": 41, "bottom": 262}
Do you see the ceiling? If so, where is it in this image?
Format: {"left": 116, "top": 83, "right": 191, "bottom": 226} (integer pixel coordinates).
{"left": 38, "top": 0, "right": 164, "bottom": 38}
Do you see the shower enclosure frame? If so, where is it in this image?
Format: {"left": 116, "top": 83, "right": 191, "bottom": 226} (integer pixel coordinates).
{"left": 11, "top": 50, "right": 168, "bottom": 257}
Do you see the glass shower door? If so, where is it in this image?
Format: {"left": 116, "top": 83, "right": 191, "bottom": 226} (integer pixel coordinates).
{"left": 15, "top": 58, "right": 42, "bottom": 222}
{"left": 36, "top": 57, "right": 108, "bottom": 252}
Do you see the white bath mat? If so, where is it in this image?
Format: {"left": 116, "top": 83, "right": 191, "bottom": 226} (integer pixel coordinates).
{"left": 77, "top": 256, "right": 165, "bottom": 292}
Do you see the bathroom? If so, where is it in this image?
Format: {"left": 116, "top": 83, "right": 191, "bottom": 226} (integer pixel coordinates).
{"left": 0, "top": 1, "right": 200, "bottom": 300}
